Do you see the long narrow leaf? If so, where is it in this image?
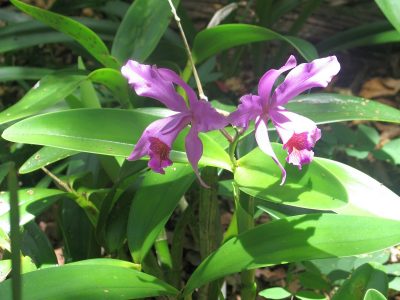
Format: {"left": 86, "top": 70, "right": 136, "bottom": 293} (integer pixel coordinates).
{"left": 184, "top": 214, "right": 400, "bottom": 294}
{"left": 10, "top": 0, "right": 119, "bottom": 68}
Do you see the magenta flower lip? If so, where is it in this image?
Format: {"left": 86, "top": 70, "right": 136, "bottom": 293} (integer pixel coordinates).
{"left": 121, "top": 60, "right": 227, "bottom": 187}
{"left": 229, "top": 55, "right": 340, "bottom": 184}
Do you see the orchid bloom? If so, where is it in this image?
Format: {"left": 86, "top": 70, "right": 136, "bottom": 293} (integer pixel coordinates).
{"left": 229, "top": 55, "right": 340, "bottom": 184}
{"left": 121, "top": 60, "right": 227, "bottom": 186}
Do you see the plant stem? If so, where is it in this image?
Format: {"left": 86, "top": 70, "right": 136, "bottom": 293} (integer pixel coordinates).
{"left": 41, "top": 167, "right": 74, "bottom": 194}
{"left": 229, "top": 131, "right": 256, "bottom": 299}
{"left": 41, "top": 167, "right": 99, "bottom": 226}
{"left": 167, "top": 0, "right": 206, "bottom": 100}
{"left": 8, "top": 163, "right": 21, "bottom": 300}
{"left": 233, "top": 183, "right": 256, "bottom": 300}
{"left": 198, "top": 167, "right": 222, "bottom": 300}
{"left": 171, "top": 200, "right": 192, "bottom": 288}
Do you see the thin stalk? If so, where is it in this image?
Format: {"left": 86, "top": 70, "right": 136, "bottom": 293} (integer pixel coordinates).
{"left": 170, "top": 201, "right": 192, "bottom": 288}
{"left": 233, "top": 183, "right": 256, "bottom": 300}
{"left": 228, "top": 130, "right": 241, "bottom": 171}
{"left": 41, "top": 167, "right": 74, "bottom": 194}
{"left": 198, "top": 167, "right": 222, "bottom": 300}
{"left": 228, "top": 131, "right": 256, "bottom": 300}
{"left": 167, "top": 0, "right": 207, "bottom": 100}
{"left": 41, "top": 167, "right": 99, "bottom": 226}
{"left": 8, "top": 163, "right": 21, "bottom": 300}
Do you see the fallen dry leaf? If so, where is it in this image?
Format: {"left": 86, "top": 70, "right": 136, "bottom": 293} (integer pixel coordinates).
{"left": 359, "top": 77, "right": 400, "bottom": 99}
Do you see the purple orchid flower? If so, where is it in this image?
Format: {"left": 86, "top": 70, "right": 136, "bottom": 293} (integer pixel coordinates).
{"left": 229, "top": 55, "right": 340, "bottom": 184}
{"left": 121, "top": 60, "right": 227, "bottom": 187}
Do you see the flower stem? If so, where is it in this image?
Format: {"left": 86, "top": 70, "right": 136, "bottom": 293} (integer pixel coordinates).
{"left": 167, "top": 0, "right": 207, "bottom": 101}
{"left": 41, "top": 167, "right": 99, "bottom": 227}
{"left": 228, "top": 129, "right": 241, "bottom": 171}
{"left": 8, "top": 163, "right": 21, "bottom": 300}
{"left": 233, "top": 183, "right": 256, "bottom": 300}
{"left": 198, "top": 167, "right": 222, "bottom": 300}
{"left": 229, "top": 132, "right": 256, "bottom": 299}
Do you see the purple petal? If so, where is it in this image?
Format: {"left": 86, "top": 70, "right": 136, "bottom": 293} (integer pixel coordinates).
{"left": 270, "top": 108, "right": 321, "bottom": 169}
{"left": 148, "top": 137, "right": 173, "bottom": 174}
{"left": 272, "top": 56, "right": 341, "bottom": 107}
{"left": 128, "top": 114, "right": 190, "bottom": 173}
{"left": 254, "top": 117, "right": 287, "bottom": 185}
{"left": 258, "top": 55, "right": 297, "bottom": 106}
{"left": 228, "top": 94, "right": 262, "bottom": 129}
{"left": 158, "top": 68, "right": 199, "bottom": 106}
{"left": 185, "top": 125, "right": 209, "bottom": 188}
{"left": 121, "top": 60, "right": 188, "bottom": 112}
{"left": 191, "top": 100, "right": 228, "bottom": 132}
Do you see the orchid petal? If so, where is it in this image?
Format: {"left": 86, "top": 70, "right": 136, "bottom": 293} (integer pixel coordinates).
{"left": 121, "top": 60, "right": 187, "bottom": 112}
{"left": 270, "top": 108, "right": 321, "bottom": 169}
{"left": 258, "top": 55, "right": 297, "bottom": 106}
{"left": 185, "top": 125, "right": 209, "bottom": 188}
{"left": 254, "top": 117, "right": 287, "bottom": 185}
{"left": 158, "top": 68, "right": 199, "bottom": 106}
{"left": 191, "top": 100, "right": 228, "bottom": 132}
{"left": 128, "top": 114, "right": 190, "bottom": 173}
{"left": 228, "top": 94, "right": 262, "bottom": 129}
{"left": 272, "top": 56, "right": 340, "bottom": 107}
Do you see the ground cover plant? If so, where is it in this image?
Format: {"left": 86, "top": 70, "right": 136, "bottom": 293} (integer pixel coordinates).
{"left": 0, "top": 0, "right": 400, "bottom": 299}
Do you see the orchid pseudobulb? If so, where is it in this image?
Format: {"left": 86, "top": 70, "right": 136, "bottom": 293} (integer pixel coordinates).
{"left": 229, "top": 55, "right": 340, "bottom": 184}
{"left": 121, "top": 61, "right": 227, "bottom": 187}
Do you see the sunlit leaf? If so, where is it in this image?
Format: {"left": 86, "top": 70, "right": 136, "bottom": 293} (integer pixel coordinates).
{"left": 184, "top": 214, "right": 400, "bottom": 294}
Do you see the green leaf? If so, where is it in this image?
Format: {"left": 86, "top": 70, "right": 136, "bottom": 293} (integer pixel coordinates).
{"left": 0, "top": 18, "right": 117, "bottom": 38}
{"left": 0, "top": 71, "right": 86, "bottom": 125}
{"left": 0, "top": 264, "right": 179, "bottom": 299}
{"left": 19, "top": 147, "right": 78, "bottom": 174}
{"left": 259, "top": 287, "right": 292, "bottom": 299}
{"left": 296, "top": 290, "right": 326, "bottom": 300}
{"left": 112, "top": 0, "right": 179, "bottom": 63}
{"left": 183, "top": 214, "right": 400, "bottom": 295}
{"left": 364, "top": 289, "right": 387, "bottom": 300}
{"left": 0, "top": 227, "right": 11, "bottom": 252}
{"left": 192, "top": 24, "right": 318, "bottom": 64}
{"left": 128, "top": 164, "right": 195, "bottom": 262}
{"left": 235, "top": 145, "right": 348, "bottom": 210}
{"left": 321, "top": 30, "right": 400, "bottom": 53}
{"left": 375, "top": 0, "right": 400, "bottom": 34}
{"left": 10, "top": 0, "right": 119, "bottom": 68}
{"left": 236, "top": 144, "right": 400, "bottom": 215}
{"left": 317, "top": 21, "right": 392, "bottom": 53}
{"left": 319, "top": 158, "right": 400, "bottom": 220}
{"left": 288, "top": 93, "right": 400, "bottom": 124}
{"left": 2, "top": 109, "right": 231, "bottom": 171}
{"left": 0, "top": 260, "right": 11, "bottom": 282}
{"left": 69, "top": 258, "right": 140, "bottom": 271}
{"left": 60, "top": 197, "right": 100, "bottom": 262}
{"left": 332, "top": 263, "right": 388, "bottom": 300}
{"left": 0, "top": 188, "right": 64, "bottom": 233}
{"left": 373, "top": 138, "right": 400, "bottom": 165}
{"left": 88, "top": 68, "right": 130, "bottom": 108}
{"left": 21, "top": 221, "right": 57, "bottom": 267}
{"left": 389, "top": 277, "right": 400, "bottom": 291}
{"left": 0, "top": 67, "right": 53, "bottom": 82}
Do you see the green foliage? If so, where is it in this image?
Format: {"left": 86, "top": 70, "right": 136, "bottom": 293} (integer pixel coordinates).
{"left": 1, "top": 0, "right": 400, "bottom": 299}
{"left": 0, "top": 262, "right": 179, "bottom": 299}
